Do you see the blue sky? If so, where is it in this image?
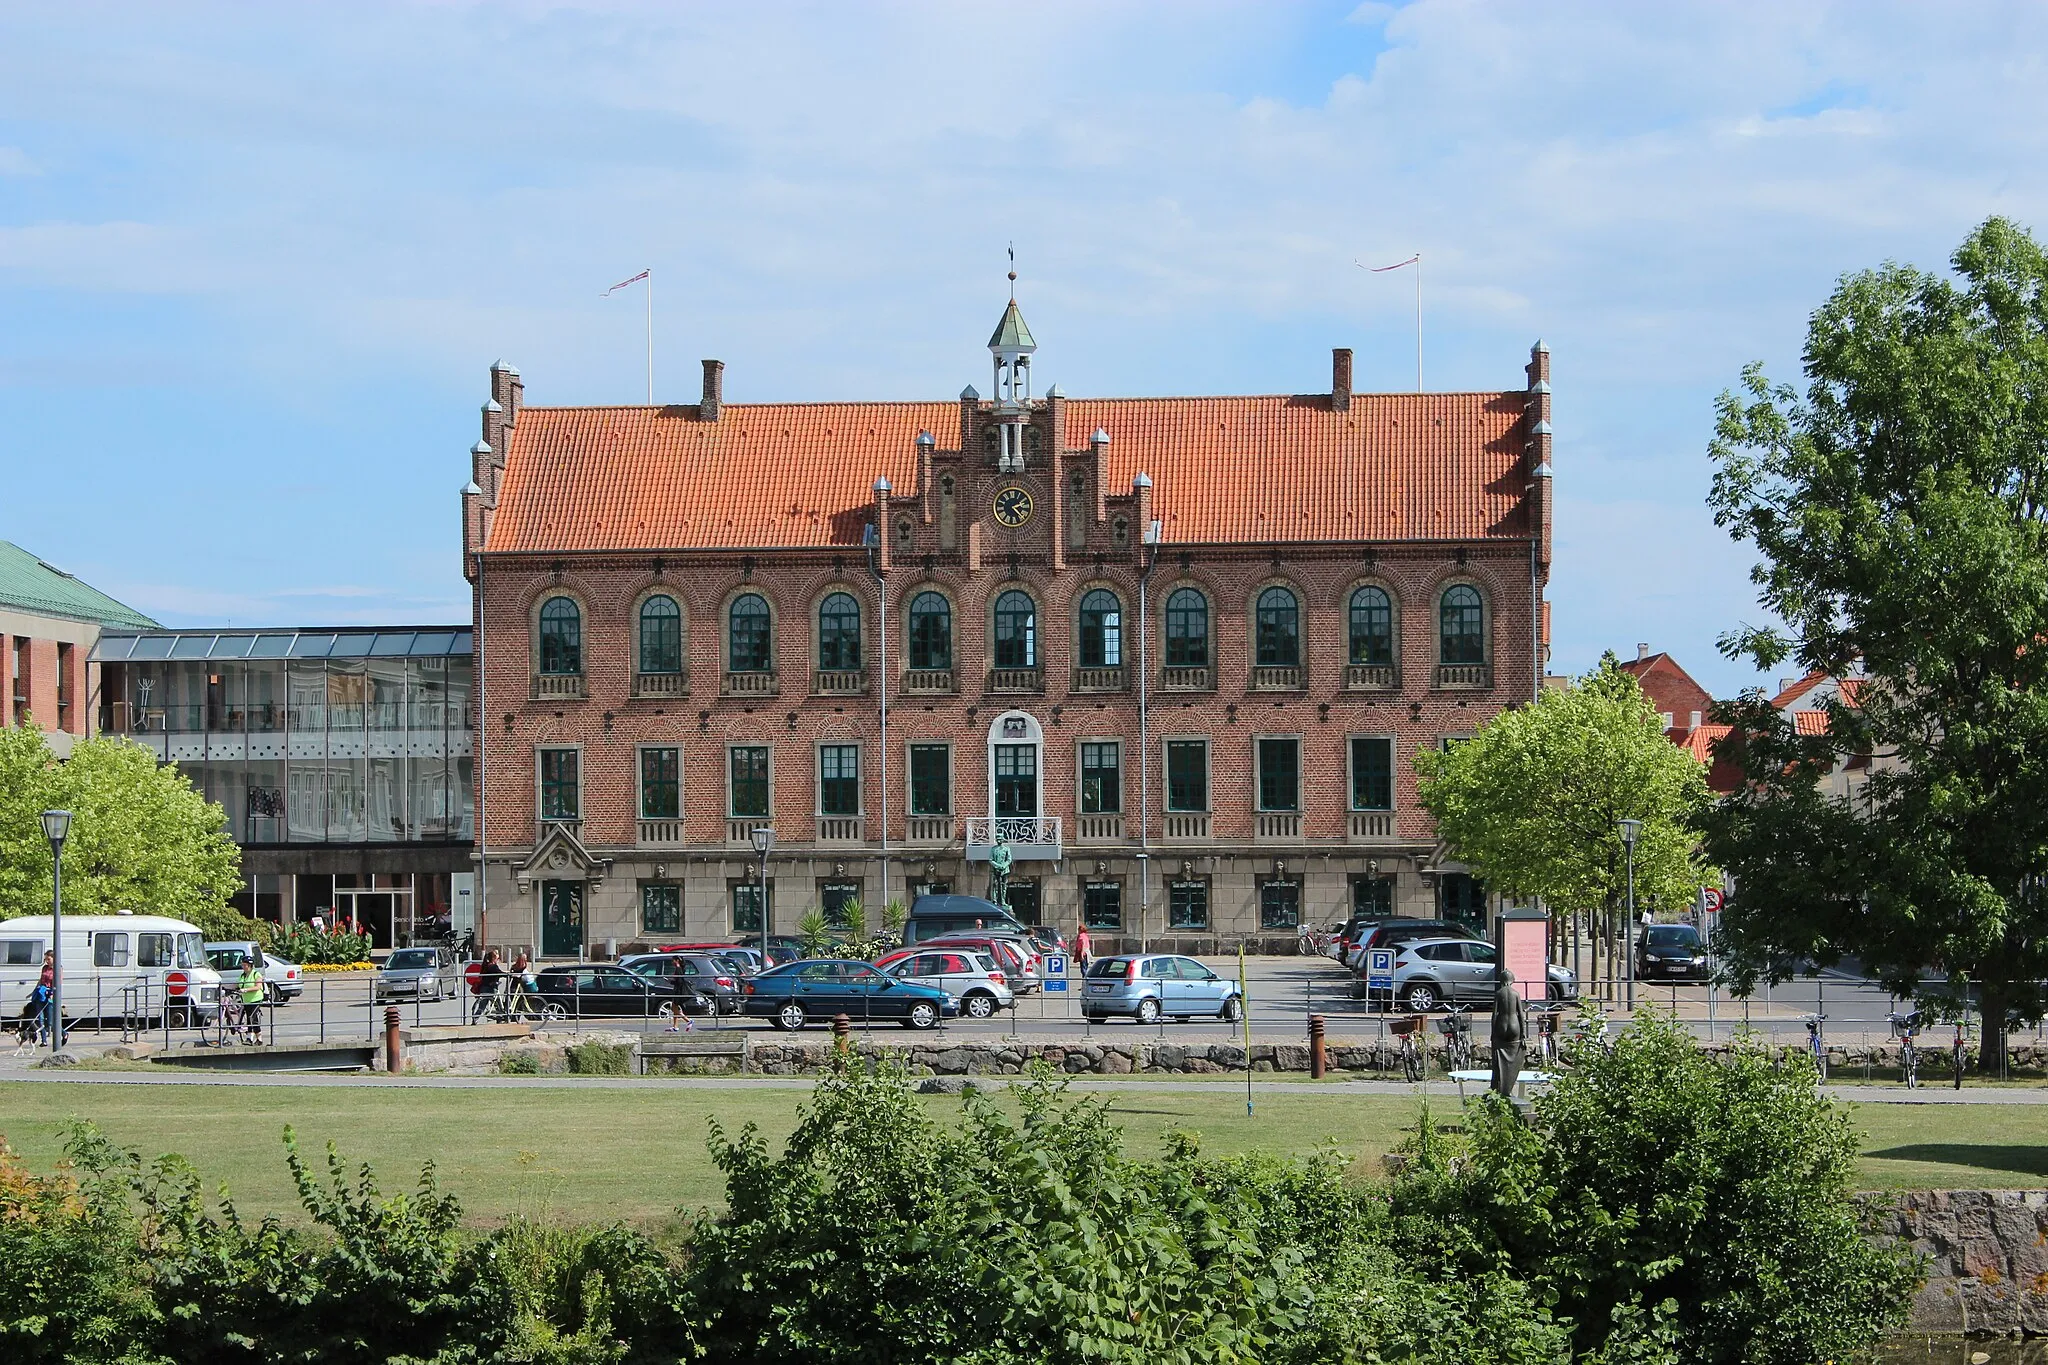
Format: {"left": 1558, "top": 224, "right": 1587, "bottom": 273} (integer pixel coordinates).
{"left": 4, "top": 1, "right": 2045, "bottom": 697}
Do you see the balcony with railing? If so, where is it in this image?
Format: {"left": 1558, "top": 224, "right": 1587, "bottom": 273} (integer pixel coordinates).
{"left": 1074, "top": 812, "right": 1125, "bottom": 842}
{"left": 1160, "top": 811, "right": 1211, "bottom": 841}
{"left": 964, "top": 816, "right": 1061, "bottom": 861}
{"left": 902, "top": 668, "right": 954, "bottom": 696}
{"left": 1343, "top": 664, "right": 1398, "bottom": 691}
{"left": 987, "top": 667, "right": 1043, "bottom": 694}
{"left": 817, "top": 815, "right": 864, "bottom": 844}
{"left": 1348, "top": 810, "right": 1397, "bottom": 842}
{"left": 1254, "top": 811, "right": 1303, "bottom": 841}
{"left": 1434, "top": 662, "right": 1491, "bottom": 690}
{"left": 1072, "top": 666, "right": 1126, "bottom": 693}
{"left": 533, "top": 672, "right": 585, "bottom": 701}
{"left": 632, "top": 671, "right": 689, "bottom": 699}
{"left": 539, "top": 817, "right": 585, "bottom": 843}
{"left": 1159, "top": 665, "right": 1211, "bottom": 692}
{"left": 722, "top": 670, "right": 779, "bottom": 698}
{"left": 813, "top": 670, "right": 867, "bottom": 697}
{"left": 1249, "top": 665, "right": 1305, "bottom": 692}
{"left": 727, "top": 817, "right": 770, "bottom": 845}
{"left": 637, "top": 818, "right": 686, "bottom": 847}
{"left": 904, "top": 815, "right": 954, "bottom": 844}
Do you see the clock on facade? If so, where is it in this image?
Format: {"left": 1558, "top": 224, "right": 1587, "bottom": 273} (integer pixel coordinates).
{"left": 992, "top": 485, "right": 1034, "bottom": 528}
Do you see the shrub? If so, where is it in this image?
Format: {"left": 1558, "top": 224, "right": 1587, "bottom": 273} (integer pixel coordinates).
{"left": 565, "top": 1041, "right": 632, "bottom": 1076}
{"left": 498, "top": 1050, "right": 543, "bottom": 1075}
{"left": 1387, "top": 1010, "right": 1918, "bottom": 1365}
{"left": 272, "top": 922, "right": 375, "bottom": 966}
{"left": 795, "top": 908, "right": 833, "bottom": 959}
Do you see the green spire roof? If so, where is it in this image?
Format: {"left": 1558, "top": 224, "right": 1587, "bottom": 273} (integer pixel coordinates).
{"left": 987, "top": 299, "right": 1037, "bottom": 354}
{"left": 0, "top": 541, "right": 158, "bottom": 629}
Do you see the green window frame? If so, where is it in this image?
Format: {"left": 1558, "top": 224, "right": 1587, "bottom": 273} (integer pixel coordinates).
{"left": 909, "top": 743, "right": 950, "bottom": 815}
{"left": 993, "top": 590, "right": 1036, "bottom": 669}
{"left": 1259, "top": 880, "right": 1301, "bottom": 930}
{"left": 819, "top": 744, "right": 860, "bottom": 816}
{"left": 817, "top": 592, "right": 862, "bottom": 671}
{"left": 993, "top": 743, "right": 1037, "bottom": 817}
{"left": 640, "top": 746, "right": 681, "bottom": 820}
{"left": 1349, "top": 736, "right": 1392, "bottom": 811}
{"left": 1080, "top": 741, "right": 1121, "bottom": 814}
{"left": 639, "top": 595, "right": 682, "bottom": 675}
{"left": 1083, "top": 880, "right": 1123, "bottom": 931}
{"left": 730, "top": 882, "right": 768, "bottom": 934}
{"left": 1440, "top": 585, "right": 1484, "bottom": 664}
{"left": 640, "top": 883, "right": 681, "bottom": 935}
{"left": 729, "top": 745, "right": 771, "bottom": 819}
{"left": 1167, "top": 880, "right": 1209, "bottom": 930}
{"left": 1077, "top": 589, "right": 1122, "bottom": 668}
{"left": 821, "top": 881, "right": 862, "bottom": 929}
{"left": 728, "top": 594, "right": 773, "bottom": 673}
{"left": 539, "top": 748, "right": 579, "bottom": 821}
{"left": 538, "top": 597, "right": 582, "bottom": 675}
{"left": 1165, "top": 739, "right": 1208, "bottom": 811}
{"left": 1255, "top": 587, "right": 1299, "bottom": 667}
{"left": 908, "top": 592, "right": 952, "bottom": 671}
{"left": 1256, "top": 737, "right": 1299, "bottom": 813}
{"left": 1164, "top": 588, "right": 1208, "bottom": 667}
{"left": 1348, "top": 586, "right": 1393, "bottom": 666}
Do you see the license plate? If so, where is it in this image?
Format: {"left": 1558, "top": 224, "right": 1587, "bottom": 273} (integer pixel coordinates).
{"left": 1087, "top": 984, "right": 1109, "bottom": 994}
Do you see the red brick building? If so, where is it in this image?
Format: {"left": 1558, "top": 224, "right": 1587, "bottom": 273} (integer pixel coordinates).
{"left": 463, "top": 300, "right": 1556, "bottom": 957}
{"left": 1616, "top": 646, "right": 1741, "bottom": 795}
{"left": 0, "top": 539, "right": 158, "bottom": 759}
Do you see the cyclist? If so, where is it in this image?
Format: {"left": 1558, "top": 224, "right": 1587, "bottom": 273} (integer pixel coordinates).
{"left": 470, "top": 950, "right": 507, "bottom": 1023}
{"left": 235, "top": 954, "right": 266, "bottom": 1044}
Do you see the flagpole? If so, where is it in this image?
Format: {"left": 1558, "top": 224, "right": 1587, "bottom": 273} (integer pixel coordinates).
{"left": 1414, "top": 253, "right": 1422, "bottom": 391}
{"left": 645, "top": 267, "right": 654, "bottom": 405}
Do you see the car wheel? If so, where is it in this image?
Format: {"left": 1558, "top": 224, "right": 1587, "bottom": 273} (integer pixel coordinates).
{"left": 1135, "top": 996, "right": 1162, "bottom": 1025}
{"left": 906, "top": 1001, "right": 940, "bottom": 1031}
{"left": 775, "top": 1002, "right": 807, "bottom": 1032}
{"left": 1221, "top": 996, "right": 1244, "bottom": 1024}
{"left": 962, "top": 992, "right": 997, "bottom": 1020}
{"left": 1403, "top": 982, "right": 1440, "bottom": 1013}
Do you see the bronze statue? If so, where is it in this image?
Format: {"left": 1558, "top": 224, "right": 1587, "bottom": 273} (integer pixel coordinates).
{"left": 987, "top": 837, "right": 1013, "bottom": 911}
{"left": 1490, "top": 962, "right": 1527, "bottom": 1100}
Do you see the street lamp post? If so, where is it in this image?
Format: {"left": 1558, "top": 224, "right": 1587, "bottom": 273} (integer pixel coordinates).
{"left": 41, "top": 809, "right": 72, "bottom": 1055}
{"left": 751, "top": 825, "right": 775, "bottom": 965}
{"left": 1618, "top": 818, "right": 1642, "bottom": 1012}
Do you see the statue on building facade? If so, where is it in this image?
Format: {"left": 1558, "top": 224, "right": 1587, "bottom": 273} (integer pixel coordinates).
{"left": 987, "top": 837, "right": 1013, "bottom": 910}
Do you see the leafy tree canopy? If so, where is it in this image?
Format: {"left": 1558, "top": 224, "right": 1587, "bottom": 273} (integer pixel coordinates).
{"left": 1703, "top": 216, "right": 2048, "bottom": 1061}
{"left": 0, "top": 726, "right": 242, "bottom": 937}
{"left": 1415, "top": 656, "right": 1713, "bottom": 917}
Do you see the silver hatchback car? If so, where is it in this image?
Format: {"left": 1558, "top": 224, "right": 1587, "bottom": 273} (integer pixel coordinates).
{"left": 1081, "top": 954, "right": 1244, "bottom": 1025}
{"left": 885, "top": 948, "right": 1015, "bottom": 1020}
{"left": 374, "top": 947, "right": 449, "bottom": 1002}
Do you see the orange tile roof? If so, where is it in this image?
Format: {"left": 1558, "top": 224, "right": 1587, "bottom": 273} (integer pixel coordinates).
{"left": 1793, "top": 710, "right": 1832, "bottom": 736}
{"left": 482, "top": 391, "right": 1532, "bottom": 554}
{"left": 1770, "top": 671, "right": 1829, "bottom": 709}
{"left": 1682, "top": 723, "right": 1734, "bottom": 762}
{"left": 1836, "top": 676, "right": 1865, "bottom": 704}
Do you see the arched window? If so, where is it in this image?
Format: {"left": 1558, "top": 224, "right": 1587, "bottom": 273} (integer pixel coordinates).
{"left": 538, "top": 597, "right": 581, "bottom": 675}
{"left": 1439, "top": 585, "right": 1485, "bottom": 664}
{"left": 1077, "top": 589, "right": 1122, "bottom": 668}
{"left": 1348, "top": 586, "right": 1393, "bottom": 667}
{"left": 638, "top": 595, "right": 681, "bottom": 675}
{"left": 908, "top": 591, "right": 952, "bottom": 671}
{"left": 817, "top": 592, "right": 862, "bottom": 671}
{"left": 728, "top": 593, "right": 772, "bottom": 673}
{"left": 1164, "top": 588, "right": 1208, "bottom": 667}
{"left": 993, "top": 590, "right": 1037, "bottom": 669}
{"left": 1255, "top": 587, "right": 1300, "bottom": 668}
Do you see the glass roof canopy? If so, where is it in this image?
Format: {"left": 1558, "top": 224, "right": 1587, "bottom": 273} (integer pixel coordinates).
{"left": 91, "top": 628, "right": 473, "bottom": 662}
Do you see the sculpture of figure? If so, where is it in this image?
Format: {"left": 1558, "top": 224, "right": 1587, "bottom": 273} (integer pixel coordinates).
{"left": 1490, "top": 962, "right": 1527, "bottom": 1101}
{"left": 987, "top": 837, "right": 1013, "bottom": 910}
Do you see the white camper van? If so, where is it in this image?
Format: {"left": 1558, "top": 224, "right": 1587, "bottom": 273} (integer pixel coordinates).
{"left": 0, "top": 913, "right": 224, "bottom": 1026}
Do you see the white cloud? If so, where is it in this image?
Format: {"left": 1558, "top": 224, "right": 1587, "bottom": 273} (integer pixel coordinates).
{"left": 0, "top": 146, "right": 37, "bottom": 175}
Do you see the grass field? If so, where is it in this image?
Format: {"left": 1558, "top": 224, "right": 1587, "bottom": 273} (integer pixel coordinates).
{"left": 0, "top": 1079, "right": 2040, "bottom": 1225}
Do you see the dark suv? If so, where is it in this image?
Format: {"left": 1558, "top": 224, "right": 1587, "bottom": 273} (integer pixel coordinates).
{"left": 1357, "top": 919, "right": 1464, "bottom": 955}
{"left": 903, "top": 894, "right": 1030, "bottom": 945}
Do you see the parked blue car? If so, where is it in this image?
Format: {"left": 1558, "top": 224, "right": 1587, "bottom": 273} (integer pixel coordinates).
{"left": 742, "top": 958, "right": 959, "bottom": 1031}
{"left": 1081, "top": 953, "right": 1245, "bottom": 1025}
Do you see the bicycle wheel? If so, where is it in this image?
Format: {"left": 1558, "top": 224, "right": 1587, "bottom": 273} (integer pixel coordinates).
{"left": 1402, "top": 1043, "right": 1424, "bottom": 1083}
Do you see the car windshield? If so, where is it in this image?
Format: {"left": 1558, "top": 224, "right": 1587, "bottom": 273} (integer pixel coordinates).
{"left": 1646, "top": 926, "right": 1700, "bottom": 947}
{"left": 175, "top": 933, "right": 206, "bottom": 969}
{"left": 388, "top": 950, "right": 438, "bottom": 969}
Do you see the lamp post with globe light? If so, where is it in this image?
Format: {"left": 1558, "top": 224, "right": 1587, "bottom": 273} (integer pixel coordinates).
{"left": 751, "top": 825, "right": 775, "bottom": 966}
{"left": 41, "top": 809, "right": 72, "bottom": 1054}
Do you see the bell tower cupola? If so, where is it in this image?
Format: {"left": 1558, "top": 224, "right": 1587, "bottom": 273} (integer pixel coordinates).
{"left": 987, "top": 264, "right": 1037, "bottom": 473}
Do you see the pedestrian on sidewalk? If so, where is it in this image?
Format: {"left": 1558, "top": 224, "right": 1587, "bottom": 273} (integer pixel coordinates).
{"left": 1074, "top": 924, "right": 1091, "bottom": 972}
{"left": 471, "top": 950, "right": 506, "bottom": 1023}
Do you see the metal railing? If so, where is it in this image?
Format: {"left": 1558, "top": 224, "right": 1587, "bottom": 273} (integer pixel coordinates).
{"left": 964, "top": 816, "right": 1062, "bottom": 848}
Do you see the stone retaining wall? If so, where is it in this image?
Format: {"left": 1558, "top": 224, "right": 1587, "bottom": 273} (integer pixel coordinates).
{"left": 1860, "top": 1190, "right": 2048, "bottom": 1335}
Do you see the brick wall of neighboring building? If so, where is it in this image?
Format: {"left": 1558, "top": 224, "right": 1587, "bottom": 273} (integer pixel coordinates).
{"left": 464, "top": 320, "right": 1557, "bottom": 957}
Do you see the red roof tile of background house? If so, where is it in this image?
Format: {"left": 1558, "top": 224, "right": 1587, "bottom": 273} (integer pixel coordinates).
{"left": 1793, "top": 710, "right": 1833, "bottom": 736}
{"left": 482, "top": 391, "right": 1531, "bottom": 554}
{"left": 1770, "top": 671, "right": 1829, "bottom": 709}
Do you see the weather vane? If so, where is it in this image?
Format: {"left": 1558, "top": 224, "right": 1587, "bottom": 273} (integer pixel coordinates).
{"left": 1008, "top": 242, "right": 1017, "bottom": 299}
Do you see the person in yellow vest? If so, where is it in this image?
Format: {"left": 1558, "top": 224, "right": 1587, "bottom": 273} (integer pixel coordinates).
{"left": 237, "top": 954, "right": 266, "bottom": 1044}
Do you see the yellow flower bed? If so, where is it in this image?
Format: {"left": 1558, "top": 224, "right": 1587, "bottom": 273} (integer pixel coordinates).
{"left": 300, "top": 962, "right": 376, "bottom": 973}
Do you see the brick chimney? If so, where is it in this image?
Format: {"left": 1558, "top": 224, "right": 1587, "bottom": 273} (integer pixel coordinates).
{"left": 1332, "top": 348, "right": 1353, "bottom": 413}
{"left": 1637, "top": 642, "right": 1650, "bottom": 662}
{"left": 700, "top": 359, "right": 724, "bottom": 422}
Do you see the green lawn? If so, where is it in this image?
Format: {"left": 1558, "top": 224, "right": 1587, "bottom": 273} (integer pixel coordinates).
{"left": 0, "top": 1080, "right": 2037, "bottom": 1224}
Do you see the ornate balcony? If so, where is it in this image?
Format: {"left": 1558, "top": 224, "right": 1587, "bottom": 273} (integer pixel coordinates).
{"left": 1343, "top": 664, "right": 1398, "bottom": 691}
{"left": 1254, "top": 811, "right": 1302, "bottom": 841}
{"left": 722, "top": 670, "right": 779, "bottom": 698}
{"left": 1249, "top": 666, "right": 1305, "bottom": 692}
{"left": 988, "top": 667, "right": 1043, "bottom": 694}
{"left": 637, "top": 818, "right": 686, "bottom": 847}
{"left": 1072, "top": 665, "right": 1126, "bottom": 693}
{"left": 533, "top": 673, "right": 585, "bottom": 701}
{"left": 902, "top": 668, "right": 955, "bottom": 696}
{"left": 1074, "top": 812, "right": 1125, "bottom": 842}
{"left": 1161, "top": 812, "right": 1211, "bottom": 841}
{"left": 1348, "top": 811, "right": 1397, "bottom": 842}
{"left": 1159, "top": 665, "right": 1211, "bottom": 692}
{"left": 814, "top": 670, "right": 867, "bottom": 696}
{"left": 632, "top": 671, "right": 689, "bottom": 699}
{"left": 1433, "top": 663, "right": 1492, "bottom": 690}
{"left": 964, "top": 816, "right": 1061, "bottom": 861}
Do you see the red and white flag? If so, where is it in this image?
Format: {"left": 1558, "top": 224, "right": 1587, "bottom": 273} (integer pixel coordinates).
{"left": 603, "top": 269, "right": 650, "bottom": 296}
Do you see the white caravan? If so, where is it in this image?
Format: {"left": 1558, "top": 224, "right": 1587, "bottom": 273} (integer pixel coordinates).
{"left": 0, "top": 913, "right": 225, "bottom": 1025}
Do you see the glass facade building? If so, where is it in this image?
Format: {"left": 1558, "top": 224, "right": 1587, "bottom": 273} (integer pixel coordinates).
{"left": 92, "top": 628, "right": 475, "bottom": 944}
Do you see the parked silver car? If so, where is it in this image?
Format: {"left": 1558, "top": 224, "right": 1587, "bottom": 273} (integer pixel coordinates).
{"left": 374, "top": 946, "right": 449, "bottom": 1002}
{"left": 1080, "top": 953, "right": 1244, "bottom": 1025}
{"left": 885, "top": 948, "right": 1015, "bottom": 1019}
{"left": 1379, "top": 937, "right": 1578, "bottom": 1012}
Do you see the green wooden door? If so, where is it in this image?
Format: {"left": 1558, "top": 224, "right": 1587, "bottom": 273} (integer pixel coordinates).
{"left": 540, "top": 881, "right": 585, "bottom": 959}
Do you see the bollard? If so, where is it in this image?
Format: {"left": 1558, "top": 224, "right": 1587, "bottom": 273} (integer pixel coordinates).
{"left": 383, "top": 1005, "right": 403, "bottom": 1073}
{"left": 833, "top": 1013, "right": 852, "bottom": 1055}
{"left": 1308, "top": 1013, "right": 1327, "bottom": 1080}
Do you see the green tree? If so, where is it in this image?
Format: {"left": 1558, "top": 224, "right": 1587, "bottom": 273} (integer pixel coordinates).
{"left": 1704, "top": 215, "right": 2048, "bottom": 1071}
{"left": 1415, "top": 656, "right": 1713, "bottom": 990}
{"left": 0, "top": 726, "right": 243, "bottom": 936}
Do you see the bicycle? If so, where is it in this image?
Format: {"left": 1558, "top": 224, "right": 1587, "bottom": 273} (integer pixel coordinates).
{"left": 218, "top": 996, "right": 263, "bottom": 1046}
{"left": 493, "top": 978, "right": 566, "bottom": 1024}
{"left": 1560, "top": 1003, "right": 1612, "bottom": 1062}
{"left": 1532, "top": 1005, "right": 1565, "bottom": 1068}
{"left": 1803, "top": 1013, "right": 1827, "bottom": 1082}
{"left": 1435, "top": 1005, "right": 1475, "bottom": 1072}
{"left": 1949, "top": 1017, "right": 1971, "bottom": 1090}
{"left": 1391, "top": 1013, "right": 1428, "bottom": 1082}
{"left": 1888, "top": 1009, "right": 1921, "bottom": 1088}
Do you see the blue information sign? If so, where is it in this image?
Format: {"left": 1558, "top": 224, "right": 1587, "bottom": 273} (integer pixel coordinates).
{"left": 1043, "top": 953, "right": 1069, "bottom": 992}
{"left": 1366, "top": 948, "right": 1396, "bottom": 993}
